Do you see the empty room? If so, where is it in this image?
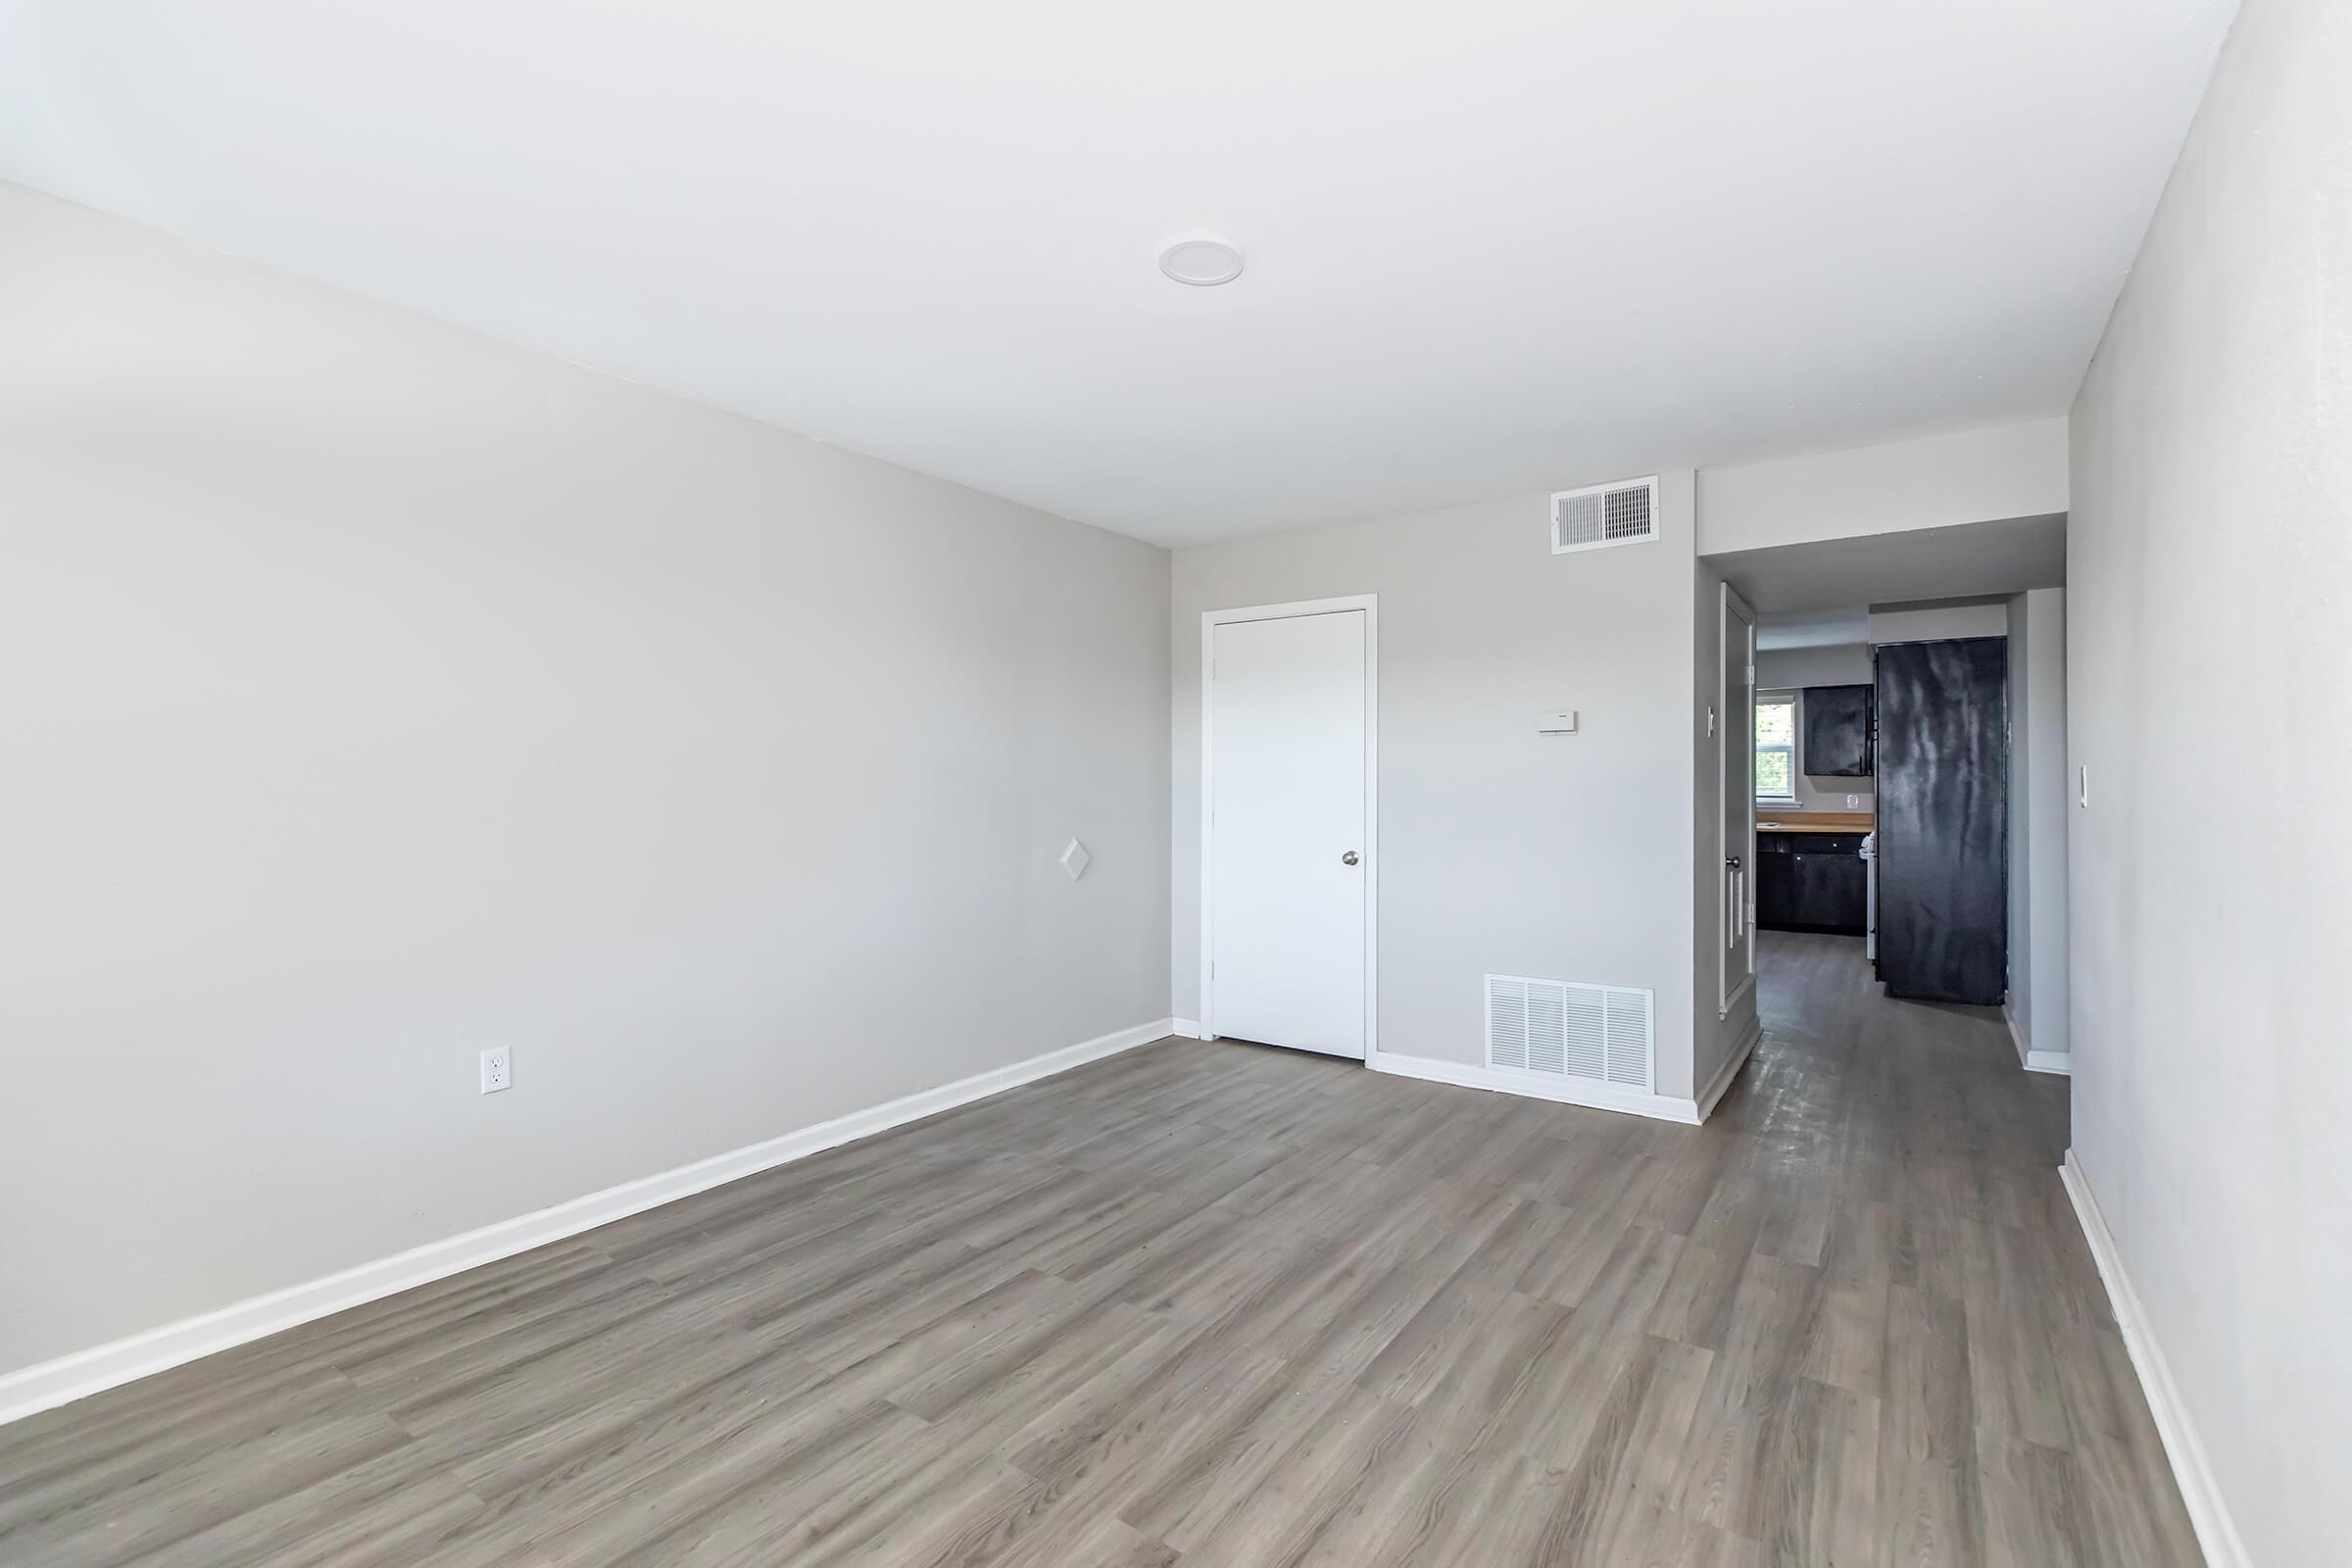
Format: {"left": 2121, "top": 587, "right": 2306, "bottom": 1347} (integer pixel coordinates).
{"left": 2, "top": 2, "right": 2344, "bottom": 1565}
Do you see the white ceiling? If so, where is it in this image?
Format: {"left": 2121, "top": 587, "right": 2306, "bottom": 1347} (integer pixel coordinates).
{"left": 0, "top": 2, "right": 2234, "bottom": 547}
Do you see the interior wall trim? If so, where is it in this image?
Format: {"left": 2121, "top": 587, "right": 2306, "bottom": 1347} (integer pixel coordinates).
{"left": 1694, "top": 1015, "right": 1764, "bottom": 1121}
{"left": 1717, "top": 972, "right": 1757, "bottom": 1022}
{"left": 2006, "top": 1006, "right": 2072, "bottom": 1075}
{"left": 2060, "top": 1149, "right": 2250, "bottom": 1568}
{"left": 1368, "top": 1050, "right": 1705, "bottom": 1125}
{"left": 0, "top": 1017, "right": 1177, "bottom": 1429}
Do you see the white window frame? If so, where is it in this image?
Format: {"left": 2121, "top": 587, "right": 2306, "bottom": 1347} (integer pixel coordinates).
{"left": 1755, "top": 689, "right": 1798, "bottom": 804}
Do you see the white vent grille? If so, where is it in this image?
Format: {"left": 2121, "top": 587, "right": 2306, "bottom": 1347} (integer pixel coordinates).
{"left": 1485, "top": 974, "right": 1653, "bottom": 1092}
{"left": 1551, "top": 475, "right": 1659, "bottom": 554}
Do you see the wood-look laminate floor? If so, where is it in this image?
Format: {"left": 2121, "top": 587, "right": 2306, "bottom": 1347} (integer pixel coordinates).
{"left": 0, "top": 933, "right": 2201, "bottom": 1566}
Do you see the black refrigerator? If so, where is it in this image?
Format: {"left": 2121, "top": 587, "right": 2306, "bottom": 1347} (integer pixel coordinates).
{"left": 1875, "top": 637, "right": 2008, "bottom": 1004}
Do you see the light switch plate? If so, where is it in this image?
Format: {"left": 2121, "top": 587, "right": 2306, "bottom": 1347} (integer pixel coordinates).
{"left": 1058, "top": 839, "right": 1092, "bottom": 881}
{"left": 1538, "top": 710, "right": 1579, "bottom": 734}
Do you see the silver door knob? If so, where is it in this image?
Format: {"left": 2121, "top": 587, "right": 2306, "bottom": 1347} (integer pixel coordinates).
{"left": 1342, "top": 851, "right": 1359, "bottom": 865}
{"left": 1725, "top": 856, "right": 1742, "bottom": 870}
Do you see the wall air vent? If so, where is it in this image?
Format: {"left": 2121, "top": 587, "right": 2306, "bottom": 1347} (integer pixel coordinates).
{"left": 1551, "top": 475, "right": 1659, "bottom": 554}
{"left": 1485, "top": 974, "right": 1654, "bottom": 1092}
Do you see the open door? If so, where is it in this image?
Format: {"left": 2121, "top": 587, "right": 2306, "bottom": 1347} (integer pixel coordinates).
{"left": 1719, "top": 584, "right": 1756, "bottom": 1015}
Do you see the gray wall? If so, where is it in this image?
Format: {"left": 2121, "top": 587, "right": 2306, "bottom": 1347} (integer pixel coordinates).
{"left": 0, "top": 185, "right": 1172, "bottom": 1376}
{"left": 1697, "top": 417, "right": 2069, "bottom": 555}
{"left": 2068, "top": 1, "right": 2350, "bottom": 1560}
{"left": 2007, "top": 598, "right": 2034, "bottom": 1048}
{"left": 1866, "top": 598, "right": 2011, "bottom": 643}
{"left": 1169, "top": 479, "right": 1708, "bottom": 1097}
{"left": 2006, "top": 588, "right": 2070, "bottom": 1061}
{"left": 1752, "top": 644, "right": 1877, "bottom": 814}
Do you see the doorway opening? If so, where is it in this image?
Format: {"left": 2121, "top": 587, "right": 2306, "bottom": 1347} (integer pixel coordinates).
{"left": 1704, "top": 515, "right": 2071, "bottom": 1078}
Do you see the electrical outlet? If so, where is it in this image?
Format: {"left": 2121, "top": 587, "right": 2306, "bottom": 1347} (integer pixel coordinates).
{"left": 480, "top": 1047, "right": 512, "bottom": 1095}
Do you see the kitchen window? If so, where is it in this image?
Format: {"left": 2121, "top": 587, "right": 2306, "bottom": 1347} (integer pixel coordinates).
{"left": 1756, "top": 691, "right": 1797, "bottom": 802}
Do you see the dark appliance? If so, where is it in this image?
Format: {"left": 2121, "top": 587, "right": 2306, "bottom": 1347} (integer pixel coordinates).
{"left": 1874, "top": 637, "right": 2008, "bottom": 1004}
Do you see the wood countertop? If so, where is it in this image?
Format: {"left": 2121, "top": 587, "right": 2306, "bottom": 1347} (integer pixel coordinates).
{"left": 1755, "top": 811, "right": 1875, "bottom": 834}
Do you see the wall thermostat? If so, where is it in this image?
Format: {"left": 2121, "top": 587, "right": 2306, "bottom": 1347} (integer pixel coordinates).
{"left": 1538, "top": 710, "right": 1579, "bottom": 734}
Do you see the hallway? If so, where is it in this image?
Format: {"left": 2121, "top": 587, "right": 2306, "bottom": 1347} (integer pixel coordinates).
{"left": 1736, "top": 930, "right": 2197, "bottom": 1563}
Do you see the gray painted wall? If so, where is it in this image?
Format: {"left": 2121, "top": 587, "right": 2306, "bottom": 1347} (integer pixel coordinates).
{"left": 1696, "top": 417, "right": 2069, "bottom": 555}
{"left": 1753, "top": 645, "right": 1873, "bottom": 690}
{"left": 0, "top": 185, "right": 1172, "bottom": 1376}
{"left": 1866, "top": 598, "right": 2012, "bottom": 644}
{"left": 2023, "top": 589, "right": 2069, "bottom": 1058}
{"left": 2006, "top": 588, "right": 2070, "bottom": 1060}
{"left": 1752, "top": 644, "right": 1877, "bottom": 814}
{"left": 2068, "top": 1, "right": 2350, "bottom": 1560}
{"left": 1169, "top": 479, "right": 1708, "bottom": 1098}
{"left": 2007, "top": 598, "right": 2034, "bottom": 1047}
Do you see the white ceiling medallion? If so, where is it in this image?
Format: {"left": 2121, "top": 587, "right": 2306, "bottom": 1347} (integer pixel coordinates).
{"left": 1157, "top": 235, "right": 1245, "bottom": 287}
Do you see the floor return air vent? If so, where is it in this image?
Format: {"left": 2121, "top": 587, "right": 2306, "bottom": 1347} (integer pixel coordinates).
{"left": 1485, "top": 974, "right": 1654, "bottom": 1093}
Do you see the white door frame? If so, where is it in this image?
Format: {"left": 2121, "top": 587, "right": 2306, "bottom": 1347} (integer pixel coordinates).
{"left": 1200, "top": 595, "right": 1379, "bottom": 1061}
{"left": 1720, "top": 583, "right": 1757, "bottom": 1017}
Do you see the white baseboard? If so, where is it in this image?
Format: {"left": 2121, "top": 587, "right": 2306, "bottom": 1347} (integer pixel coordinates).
{"left": 2059, "top": 1150, "right": 2249, "bottom": 1568}
{"left": 0, "top": 1017, "right": 1176, "bottom": 1429}
{"left": 1368, "top": 1051, "right": 1703, "bottom": 1125}
{"left": 2006, "top": 1007, "right": 2071, "bottom": 1075}
{"left": 1694, "top": 1015, "right": 1763, "bottom": 1122}
{"left": 1716, "top": 972, "right": 1755, "bottom": 1020}
{"left": 1170, "top": 1017, "right": 1206, "bottom": 1039}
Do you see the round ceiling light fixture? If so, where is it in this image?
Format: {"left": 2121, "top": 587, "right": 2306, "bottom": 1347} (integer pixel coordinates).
{"left": 1158, "top": 235, "right": 1245, "bottom": 287}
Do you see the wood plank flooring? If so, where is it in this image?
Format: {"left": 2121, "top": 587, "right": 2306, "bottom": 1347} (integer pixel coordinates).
{"left": 0, "top": 932, "right": 2202, "bottom": 1565}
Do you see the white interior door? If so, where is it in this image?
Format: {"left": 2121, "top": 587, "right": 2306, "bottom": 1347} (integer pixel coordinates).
{"left": 1720, "top": 584, "right": 1757, "bottom": 1012}
{"left": 1207, "top": 609, "right": 1368, "bottom": 1058}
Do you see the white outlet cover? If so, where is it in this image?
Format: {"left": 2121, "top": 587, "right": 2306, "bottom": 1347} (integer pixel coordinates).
{"left": 480, "top": 1047, "right": 512, "bottom": 1094}
{"left": 1058, "top": 838, "right": 1092, "bottom": 881}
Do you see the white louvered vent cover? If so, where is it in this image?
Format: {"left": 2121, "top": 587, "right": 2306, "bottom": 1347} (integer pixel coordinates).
{"left": 1485, "top": 974, "right": 1653, "bottom": 1092}
{"left": 1551, "top": 475, "right": 1659, "bottom": 554}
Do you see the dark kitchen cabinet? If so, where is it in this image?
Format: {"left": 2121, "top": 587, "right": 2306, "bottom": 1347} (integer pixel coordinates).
{"left": 1756, "top": 832, "right": 1867, "bottom": 935}
{"left": 1802, "top": 684, "right": 1875, "bottom": 776}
